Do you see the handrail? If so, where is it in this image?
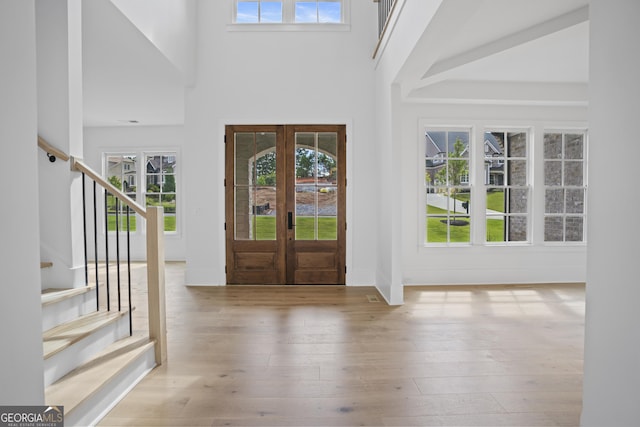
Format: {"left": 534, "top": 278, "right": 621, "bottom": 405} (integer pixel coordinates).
{"left": 36, "top": 135, "right": 145, "bottom": 217}
{"left": 38, "top": 135, "right": 70, "bottom": 162}
{"left": 70, "top": 157, "right": 147, "bottom": 217}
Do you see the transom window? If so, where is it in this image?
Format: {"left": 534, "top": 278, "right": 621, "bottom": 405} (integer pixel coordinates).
{"left": 235, "top": 0, "right": 343, "bottom": 24}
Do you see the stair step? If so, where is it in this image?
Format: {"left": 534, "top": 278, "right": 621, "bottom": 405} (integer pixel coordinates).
{"left": 41, "top": 285, "right": 95, "bottom": 307}
{"left": 45, "top": 335, "right": 156, "bottom": 424}
{"left": 41, "top": 261, "right": 53, "bottom": 269}
{"left": 43, "top": 310, "right": 131, "bottom": 360}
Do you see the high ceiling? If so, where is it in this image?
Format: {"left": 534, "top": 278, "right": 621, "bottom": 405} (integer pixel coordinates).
{"left": 81, "top": 0, "right": 590, "bottom": 127}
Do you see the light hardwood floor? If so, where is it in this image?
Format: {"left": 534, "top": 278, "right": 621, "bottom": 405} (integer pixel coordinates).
{"left": 99, "top": 262, "right": 584, "bottom": 426}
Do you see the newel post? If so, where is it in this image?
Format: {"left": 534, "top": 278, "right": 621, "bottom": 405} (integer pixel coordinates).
{"left": 146, "top": 206, "right": 167, "bottom": 365}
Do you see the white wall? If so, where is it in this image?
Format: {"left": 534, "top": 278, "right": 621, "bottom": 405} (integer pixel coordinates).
{"left": 582, "top": 0, "right": 640, "bottom": 424}
{"left": 0, "top": 0, "right": 45, "bottom": 405}
{"left": 184, "top": 0, "right": 379, "bottom": 285}
{"left": 83, "top": 125, "right": 187, "bottom": 261}
{"left": 109, "top": 0, "right": 196, "bottom": 84}
{"left": 373, "top": 0, "right": 443, "bottom": 304}
{"left": 399, "top": 102, "right": 588, "bottom": 285}
{"left": 36, "top": 0, "right": 86, "bottom": 289}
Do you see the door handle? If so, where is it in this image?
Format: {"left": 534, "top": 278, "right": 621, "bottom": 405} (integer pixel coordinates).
{"left": 288, "top": 212, "right": 293, "bottom": 229}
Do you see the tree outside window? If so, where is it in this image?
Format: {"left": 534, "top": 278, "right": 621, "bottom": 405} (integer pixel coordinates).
{"left": 425, "top": 129, "right": 471, "bottom": 244}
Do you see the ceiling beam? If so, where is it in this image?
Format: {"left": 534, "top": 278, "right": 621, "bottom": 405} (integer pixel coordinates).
{"left": 421, "top": 5, "right": 589, "bottom": 83}
{"left": 395, "top": 0, "right": 483, "bottom": 87}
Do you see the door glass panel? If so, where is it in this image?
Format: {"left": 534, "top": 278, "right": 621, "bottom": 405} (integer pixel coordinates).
{"left": 295, "top": 132, "right": 338, "bottom": 240}
{"left": 234, "top": 132, "right": 277, "bottom": 240}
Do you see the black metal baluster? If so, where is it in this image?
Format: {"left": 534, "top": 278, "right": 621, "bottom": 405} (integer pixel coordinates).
{"left": 93, "top": 181, "right": 99, "bottom": 311}
{"left": 115, "top": 198, "right": 121, "bottom": 312}
{"left": 126, "top": 205, "right": 132, "bottom": 336}
{"left": 104, "top": 190, "right": 110, "bottom": 311}
{"left": 82, "top": 173, "right": 88, "bottom": 286}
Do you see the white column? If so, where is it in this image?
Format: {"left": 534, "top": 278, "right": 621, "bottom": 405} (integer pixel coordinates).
{"left": 36, "top": 0, "right": 85, "bottom": 288}
{"left": 0, "top": 0, "right": 45, "bottom": 405}
{"left": 582, "top": 0, "right": 640, "bottom": 425}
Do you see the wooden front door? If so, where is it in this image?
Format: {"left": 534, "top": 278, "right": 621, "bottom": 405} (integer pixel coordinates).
{"left": 225, "top": 125, "right": 346, "bottom": 285}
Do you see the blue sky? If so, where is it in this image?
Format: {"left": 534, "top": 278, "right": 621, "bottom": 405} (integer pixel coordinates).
{"left": 236, "top": 1, "right": 341, "bottom": 24}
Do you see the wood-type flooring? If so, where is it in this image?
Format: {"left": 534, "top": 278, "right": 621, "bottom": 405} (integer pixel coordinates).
{"left": 99, "top": 262, "right": 584, "bottom": 426}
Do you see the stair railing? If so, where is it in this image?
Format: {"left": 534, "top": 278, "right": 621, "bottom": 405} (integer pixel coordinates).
{"left": 372, "top": 0, "right": 398, "bottom": 59}
{"left": 376, "top": 0, "right": 397, "bottom": 38}
{"left": 38, "top": 136, "right": 167, "bottom": 365}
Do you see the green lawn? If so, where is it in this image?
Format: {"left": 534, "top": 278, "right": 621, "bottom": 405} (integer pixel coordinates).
{"left": 107, "top": 215, "right": 137, "bottom": 232}
{"left": 486, "top": 191, "right": 506, "bottom": 241}
{"left": 426, "top": 205, "right": 470, "bottom": 243}
{"left": 255, "top": 216, "right": 337, "bottom": 240}
{"left": 486, "top": 218, "right": 505, "bottom": 242}
{"left": 426, "top": 203, "right": 505, "bottom": 243}
{"left": 107, "top": 214, "right": 176, "bottom": 232}
{"left": 297, "top": 216, "right": 337, "bottom": 240}
{"left": 426, "top": 217, "right": 470, "bottom": 243}
{"left": 486, "top": 190, "right": 505, "bottom": 212}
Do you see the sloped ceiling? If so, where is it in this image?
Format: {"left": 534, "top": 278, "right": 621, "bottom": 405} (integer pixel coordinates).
{"left": 82, "top": 0, "right": 185, "bottom": 127}
{"left": 400, "top": 0, "right": 589, "bottom": 105}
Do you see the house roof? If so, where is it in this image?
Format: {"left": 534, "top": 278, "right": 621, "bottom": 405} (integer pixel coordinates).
{"left": 425, "top": 131, "right": 503, "bottom": 159}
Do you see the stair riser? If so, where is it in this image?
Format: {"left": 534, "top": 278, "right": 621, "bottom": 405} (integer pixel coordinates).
{"left": 42, "top": 292, "right": 96, "bottom": 331}
{"left": 65, "top": 347, "right": 155, "bottom": 427}
{"left": 44, "top": 314, "right": 131, "bottom": 387}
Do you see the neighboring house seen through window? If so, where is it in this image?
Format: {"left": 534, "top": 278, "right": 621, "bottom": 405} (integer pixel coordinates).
{"left": 425, "top": 129, "right": 471, "bottom": 244}
{"left": 484, "top": 130, "right": 530, "bottom": 243}
{"left": 422, "top": 126, "right": 585, "bottom": 247}
{"left": 104, "top": 152, "right": 177, "bottom": 233}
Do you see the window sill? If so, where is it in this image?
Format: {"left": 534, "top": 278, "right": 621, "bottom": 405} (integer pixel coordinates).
{"left": 226, "top": 23, "right": 350, "bottom": 32}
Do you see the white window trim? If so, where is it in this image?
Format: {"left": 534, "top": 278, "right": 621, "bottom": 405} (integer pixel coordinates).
{"left": 229, "top": 0, "right": 350, "bottom": 31}
{"left": 419, "top": 120, "right": 589, "bottom": 250}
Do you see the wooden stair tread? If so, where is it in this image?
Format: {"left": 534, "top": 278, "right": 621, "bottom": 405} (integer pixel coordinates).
{"left": 41, "top": 261, "right": 53, "bottom": 269}
{"left": 41, "top": 285, "right": 96, "bottom": 306}
{"left": 45, "top": 335, "right": 155, "bottom": 415}
{"left": 43, "top": 310, "right": 130, "bottom": 359}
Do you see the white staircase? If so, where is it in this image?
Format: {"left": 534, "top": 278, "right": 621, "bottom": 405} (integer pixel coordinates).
{"left": 42, "top": 278, "right": 156, "bottom": 426}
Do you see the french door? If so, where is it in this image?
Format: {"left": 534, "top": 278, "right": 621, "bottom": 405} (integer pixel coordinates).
{"left": 225, "top": 125, "right": 346, "bottom": 285}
